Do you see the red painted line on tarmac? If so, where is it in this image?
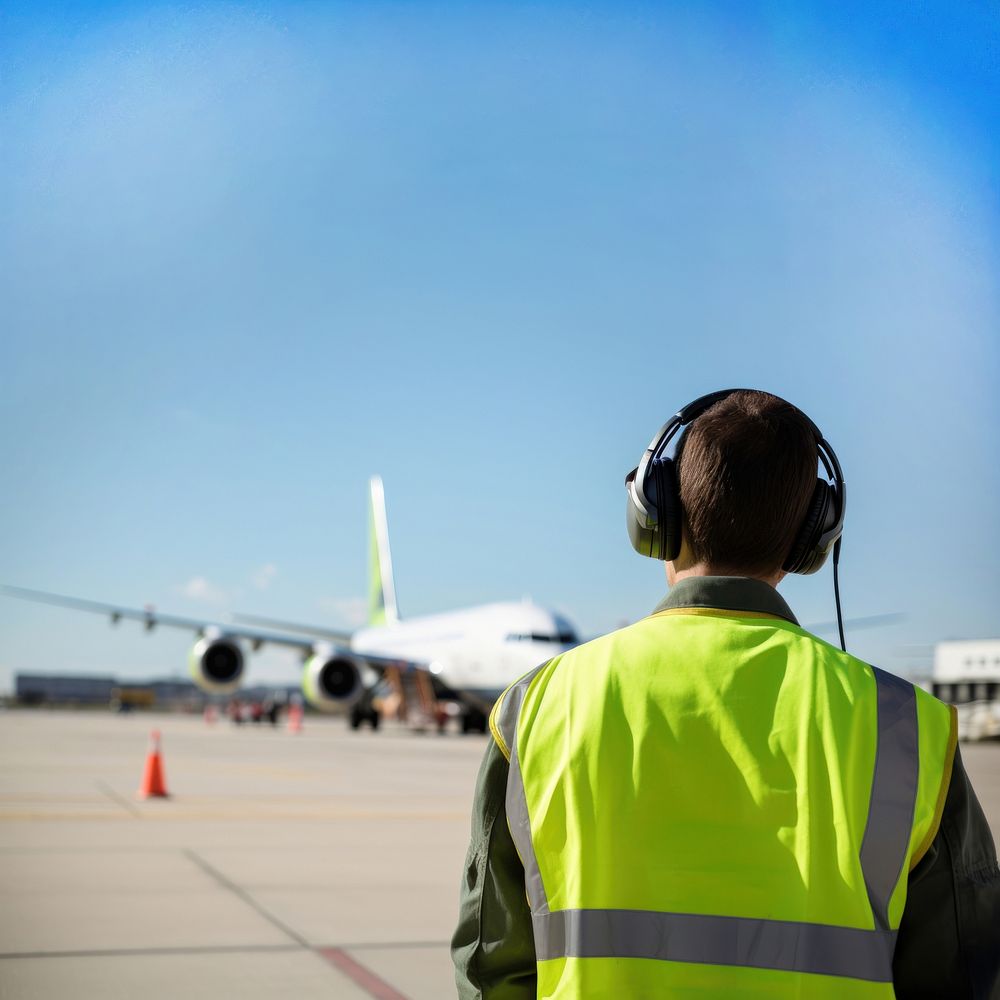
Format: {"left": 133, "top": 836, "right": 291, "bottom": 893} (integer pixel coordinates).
{"left": 318, "top": 947, "right": 413, "bottom": 1000}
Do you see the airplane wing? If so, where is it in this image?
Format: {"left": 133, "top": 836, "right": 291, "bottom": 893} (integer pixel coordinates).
{"left": 804, "top": 612, "right": 905, "bottom": 635}
{"left": 0, "top": 582, "right": 442, "bottom": 718}
{"left": 0, "top": 583, "right": 322, "bottom": 654}
{"left": 228, "top": 611, "right": 354, "bottom": 644}
{"left": 0, "top": 582, "right": 427, "bottom": 672}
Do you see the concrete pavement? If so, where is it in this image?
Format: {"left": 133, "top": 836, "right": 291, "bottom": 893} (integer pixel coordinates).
{"left": 1, "top": 709, "right": 997, "bottom": 999}
{"left": 0, "top": 711, "right": 481, "bottom": 999}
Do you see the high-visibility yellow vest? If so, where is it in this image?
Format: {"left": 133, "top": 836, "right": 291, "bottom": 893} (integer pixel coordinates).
{"left": 490, "top": 605, "right": 956, "bottom": 999}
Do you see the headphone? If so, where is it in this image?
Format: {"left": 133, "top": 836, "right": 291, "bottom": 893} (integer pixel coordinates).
{"left": 625, "top": 390, "right": 848, "bottom": 643}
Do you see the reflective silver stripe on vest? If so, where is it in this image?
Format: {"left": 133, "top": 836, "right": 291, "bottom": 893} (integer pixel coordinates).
{"left": 501, "top": 659, "right": 920, "bottom": 981}
{"left": 859, "top": 666, "right": 919, "bottom": 930}
{"left": 495, "top": 664, "right": 550, "bottom": 914}
{"left": 533, "top": 909, "right": 897, "bottom": 983}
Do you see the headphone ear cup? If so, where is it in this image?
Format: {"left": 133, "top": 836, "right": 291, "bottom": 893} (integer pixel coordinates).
{"left": 653, "top": 458, "right": 682, "bottom": 562}
{"left": 784, "top": 479, "right": 833, "bottom": 575}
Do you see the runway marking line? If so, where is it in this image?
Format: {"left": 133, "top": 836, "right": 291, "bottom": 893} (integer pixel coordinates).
{"left": 0, "top": 944, "right": 303, "bottom": 961}
{"left": 0, "top": 942, "right": 448, "bottom": 963}
{"left": 96, "top": 780, "right": 143, "bottom": 818}
{"left": 182, "top": 849, "right": 310, "bottom": 949}
{"left": 319, "top": 947, "right": 413, "bottom": 1000}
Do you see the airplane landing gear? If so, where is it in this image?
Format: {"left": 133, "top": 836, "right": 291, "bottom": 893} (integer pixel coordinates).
{"left": 349, "top": 701, "right": 381, "bottom": 730}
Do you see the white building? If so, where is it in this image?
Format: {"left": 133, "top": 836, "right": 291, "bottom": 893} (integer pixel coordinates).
{"left": 932, "top": 639, "right": 1000, "bottom": 741}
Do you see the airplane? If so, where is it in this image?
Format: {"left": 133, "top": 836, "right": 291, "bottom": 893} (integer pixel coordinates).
{"left": 0, "top": 477, "right": 581, "bottom": 733}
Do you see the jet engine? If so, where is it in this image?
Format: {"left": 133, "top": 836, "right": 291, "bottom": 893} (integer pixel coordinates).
{"left": 302, "top": 653, "right": 363, "bottom": 710}
{"left": 189, "top": 636, "right": 245, "bottom": 694}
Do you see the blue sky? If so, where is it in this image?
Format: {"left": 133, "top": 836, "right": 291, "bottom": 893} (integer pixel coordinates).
{"left": 1, "top": 1, "right": 997, "bottom": 691}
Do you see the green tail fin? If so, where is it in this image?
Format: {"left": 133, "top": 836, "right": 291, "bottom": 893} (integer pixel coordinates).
{"left": 368, "top": 476, "right": 399, "bottom": 626}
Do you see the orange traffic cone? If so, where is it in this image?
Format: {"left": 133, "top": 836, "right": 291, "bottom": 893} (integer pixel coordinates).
{"left": 287, "top": 703, "right": 303, "bottom": 734}
{"left": 137, "top": 729, "right": 169, "bottom": 799}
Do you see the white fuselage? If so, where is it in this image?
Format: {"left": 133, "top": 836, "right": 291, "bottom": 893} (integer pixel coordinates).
{"left": 349, "top": 601, "right": 579, "bottom": 710}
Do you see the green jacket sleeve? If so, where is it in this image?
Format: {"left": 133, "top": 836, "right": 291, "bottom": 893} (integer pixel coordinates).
{"left": 893, "top": 748, "right": 1000, "bottom": 999}
{"left": 452, "top": 737, "right": 536, "bottom": 1000}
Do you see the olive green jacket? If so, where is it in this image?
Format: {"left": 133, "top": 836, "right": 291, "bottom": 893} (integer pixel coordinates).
{"left": 451, "top": 578, "right": 1000, "bottom": 999}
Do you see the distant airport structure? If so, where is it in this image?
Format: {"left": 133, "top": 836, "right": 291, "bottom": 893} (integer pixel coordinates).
{"left": 932, "top": 639, "right": 1000, "bottom": 741}
{"left": 13, "top": 672, "right": 300, "bottom": 712}
{"left": 15, "top": 673, "right": 118, "bottom": 706}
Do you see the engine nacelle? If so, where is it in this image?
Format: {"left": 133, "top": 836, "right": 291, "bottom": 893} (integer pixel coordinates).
{"left": 302, "top": 653, "right": 363, "bottom": 711}
{"left": 189, "top": 636, "right": 245, "bottom": 694}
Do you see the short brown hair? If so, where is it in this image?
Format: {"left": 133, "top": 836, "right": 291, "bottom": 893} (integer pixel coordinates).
{"left": 676, "top": 390, "right": 818, "bottom": 576}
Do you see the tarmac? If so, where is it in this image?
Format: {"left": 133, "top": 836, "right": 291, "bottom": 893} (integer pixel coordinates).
{"left": 1, "top": 709, "right": 998, "bottom": 1000}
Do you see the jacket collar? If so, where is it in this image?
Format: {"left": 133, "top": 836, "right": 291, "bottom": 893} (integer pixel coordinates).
{"left": 652, "top": 576, "right": 799, "bottom": 625}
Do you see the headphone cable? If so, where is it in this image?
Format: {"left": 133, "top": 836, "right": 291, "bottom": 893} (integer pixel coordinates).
{"left": 832, "top": 537, "right": 846, "bottom": 652}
